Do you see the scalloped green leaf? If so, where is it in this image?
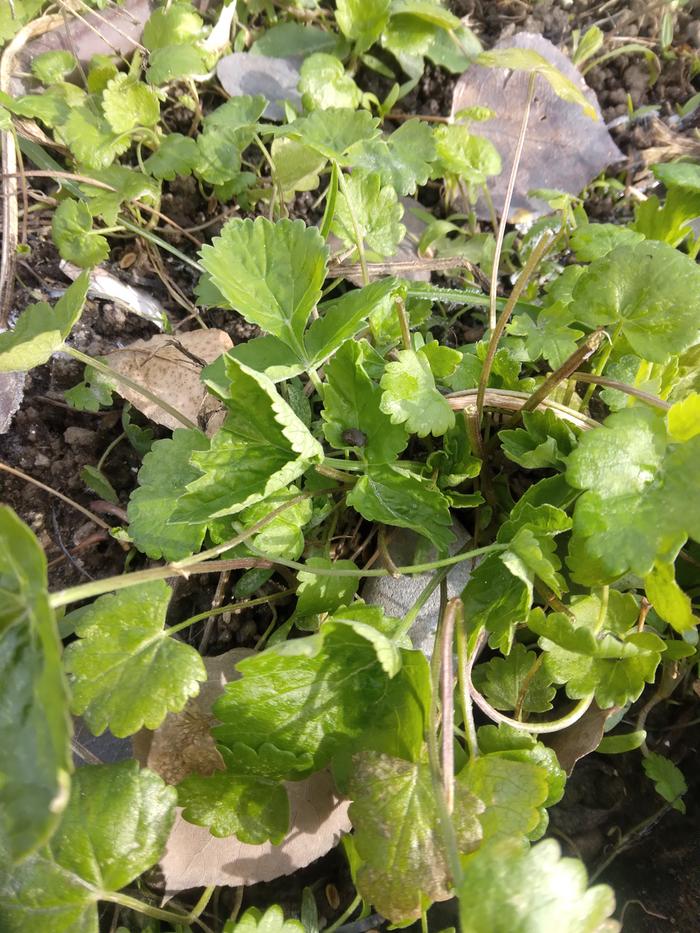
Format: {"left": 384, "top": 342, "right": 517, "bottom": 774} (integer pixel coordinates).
{"left": 380, "top": 348, "right": 455, "bottom": 437}
{"left": 63, "top": 581, "right": 206, "bottom": 737}
{"left": 51, "top": 199, "right": 108, "bottom": 268}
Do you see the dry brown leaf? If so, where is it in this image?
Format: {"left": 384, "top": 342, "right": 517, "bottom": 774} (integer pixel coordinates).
{"left": 546, "top": 702, "right": 619, "bottom": 775}
{"left": 451, "top": 32, "right": 623, "bottom": 222}
{"left": 136, "top": 649, "right": 351, "bottom": 892}
{"left": 104, "top": 329, "right": 232, "bottom": 436}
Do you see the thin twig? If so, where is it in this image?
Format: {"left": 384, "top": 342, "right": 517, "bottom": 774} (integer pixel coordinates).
{"left": 439, "top": 598, "right": 460, "bottom": 813}
{"left": 0, "top": 460, "right": 112, "bottom": 530}
{"left": 487, "top": 72, "right": 537, "bottom": 331}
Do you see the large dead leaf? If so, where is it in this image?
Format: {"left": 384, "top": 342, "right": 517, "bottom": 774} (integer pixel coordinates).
{"left": 135, "top": 649, "right": 351, "bottom": 892}
{"left": 104, "top": 329, "right": 232, "bottom": 435}
{"left": 451, "top": 32, "right": 623, "bottom": 221}
{"left": 217, "top": 53, "right": 302, "bottom": 121}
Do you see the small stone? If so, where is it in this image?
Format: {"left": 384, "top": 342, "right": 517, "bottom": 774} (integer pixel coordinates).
{"left": 63, "top": 426, "right": 97, "bottom": 446}
{"left": 33, "top": 453, "right": 51, "bottom": 468}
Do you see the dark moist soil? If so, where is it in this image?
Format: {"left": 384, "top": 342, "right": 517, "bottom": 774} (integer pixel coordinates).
{"left": 2, "top": 1, "right": 699, "bottom": 928}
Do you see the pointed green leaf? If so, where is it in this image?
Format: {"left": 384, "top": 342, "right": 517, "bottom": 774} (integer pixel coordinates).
{"left": 0, "top": 273, "right": 89, "bottom": 373}
{"left": 200, "top": 217, "right": 328, "bottom": 356}
{"left": 644, "top": 560, "right": 697, "bottom": 634}
{"left": 349, "top": 751, "right": 483, "bottom": 922}
{"left": 63, "top": 581, "right": 206, "bottom": 737}
{"left": 176, "top": 358, "right": 323, "bottom": 523}
{"left": 499, "top": 409, "right": 578, "bottom": 470}
{"left": 643, "top": 752, "right": 687, "bottom": 813}
{"left": 461, "top": 554, "right": 531, "bottom": 654}
{"left": 293, "top": 557, "right": 360, "bottom": 622}
{"left": 0, "top": 761, "right": 176, "bottom": 933}
{"left": 0, "top": 508, "right": 72, "bottom": 864}
{"left": 347, "top": 463, "right": 455, "bottom": 550}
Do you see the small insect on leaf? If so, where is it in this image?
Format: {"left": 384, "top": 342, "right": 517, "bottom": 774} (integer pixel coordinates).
{"left": 342, "top": 428, "right": 368, "bottom": 447}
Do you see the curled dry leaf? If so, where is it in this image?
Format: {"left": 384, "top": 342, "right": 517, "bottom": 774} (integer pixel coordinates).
{"left": 135, "top": 649, "right": 351, "bottom": 892}
{"left": 0, "top": 370, "right": 24, "bottom": 435}
{"left": 104, "top": 329, "right": 232, "bottom": 435}
{"left": 451, "top": 33, "right": 623, "bottom": 221}
{"left": 61, "top": 261, "right": 165, "bottom": 328}
{"left": 546, "top": 702, "right": 619, "bottom": 775}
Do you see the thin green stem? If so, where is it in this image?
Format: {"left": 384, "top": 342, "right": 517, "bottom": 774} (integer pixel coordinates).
{"left": 581, "top": 321, "right": 623, "bottom": 409}
{"left": 96, "top": 431, "right": 125, "bottom": 472}
{"left": 487, "top": 71, "right": 537, "bottom": 331}
{"left": 101, "top": 891, "right": 214, "bottom": 932}
{"left": 395, "top": 295, "right": 412, "bottom": 350}
{"left": 337, "top": 168, "right": 369, "bottom": 285}
{"left": 593, "top": 585, "right": 609, "bottom": 635}
{"left": 66, "top": 347, "right": 198, "bottom": 431}
{"left": 49, "top": 541, "right": 506, "bottom": 609}
{"left": 439, "top": 598, "right": 460, "bottom": 813}
{"left": 325, "top": 894, "right": 361, "bottom": 933}
{"left": 456, "top": 617, "right": 479, "bottom": 760}
{"left": 166, "top": 588, "right": 295, "bottom": 637}
{"left": 477, "top": 230, "right": 555, "bottom": 426}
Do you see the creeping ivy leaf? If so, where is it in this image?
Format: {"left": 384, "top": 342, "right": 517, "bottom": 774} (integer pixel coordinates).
{"left": 293, "top": 558, "right": 360, "bottom": 622}
{"left": 351, "top": 120, "right": 436, "bottom": 196}
{"left": 212, "top": 621, "right": 398, "bottom": 778}
{"left": 322, "top": 339, "right": 408, "bottom": 463}
{"left": 63, "top": 581, "right": 206, "bottom": 738}
{"left": 200, "top": 217, "right": 328, "bottom": 357}
{"left": 333, "top": 169, "right": 405, "bottom": 258}
{"left": 210, "top": 486, "right": 312, "bottom": 561}
{"left": 474, "top": 642, "right": 555, "bottom": 713}
{"left": 225, "top": 905, "right": 305, "bottom": 933}
{"left": 349, "top": 751, "right": 483, "bottom": 922}
{"left": 347, "top": 463, "right": 455, "bottom": 551}
{"left": 60, "top": 106, "right": 130, "bottom": 169}
{"left": 668, "top": 392, "right": 700, "bottom": 442}
{"left": 143, "top": 2, "right": 204, "bottom": 48}
{"left": 645, "top": 560, "right": 697, "bottom": 634}
{"left": 569, "top": 222, "right": 645, "bottom": 261}
{"left": 127, "top": 429, "right": 209, "bottom": 560}
{"left": 252, "top": 22, "right": 349, "bottom": 58}
{"left": 271, "top": 137, "right": 328, "bottom": 195}
{"left": 499, "top": 409, "right": 578, "bottom": 470}
{"left": 177, "top": 771, "right": 289, "bottom": 843}
{"left": 299, "top": 53, "right": 362, "bottom": 110}
{"left": 0, "top": 761, "right": 176, "bottom": 933}
{"left": 458, "top": 838, "right": 618, "bottom": 933}
{"left": 103, "top": 73, "right": 160, "bottom": 134}
{"left": 0, "top": 508, "right": 71, "bottom": 863}
{"left": 643, "top": 753, "right": 687, "bottom": 813}
{"left": 476, "top": 725, "right": 565, "bottom": 811}
{"left": 32, "top": 50, "right": 76, "bottom": 85}
{"left": 433, "top": 125, "right": 501, "bottom": 185}
{"left": 537, "top": 612, "right": 665, "bottom": 709}
{"left": 335, "top": 0, "right": 390, "bottom": 52}
{"left": 0, "top": 273, "right": 89, "bottom": 373}
{"left": 51, "top": 199, "right": 108, "bottom": 268}
{"left": 566, "top": 407, "right": 700, "bottom": 583}
{"left": 508, "top": 303, "right": 584, "bottom": 369}
{"left": 458, "top": 754, "right": 549, "bottom": 841}
{"left": 285, "top": 108, "right": 381, "bottom": 163}
{"left": 144, "top": 133, "right": 199, "bottom": 180}
{"left": 380, "top": 348, "right": 455, "bottom": 437}
{"left": 176, "top": 358, "right": 323, "bottom": 523}
{"left": 568, "top": 241, "right": 700, "bottom": 363}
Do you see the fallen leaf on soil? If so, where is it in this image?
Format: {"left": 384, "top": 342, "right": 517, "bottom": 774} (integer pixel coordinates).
{"left": 13, "top": 0, "right": 152, "bottom": 94}
{"left": 546, "top": 702, "right": 619, "bottom": 774}
{"left": 135, "top": 649, "right": 351, "bottom": 892}
{"left": 0, "top": 370, "right": 25, "bottom": 435}
{"left": 61, "top": 261, "right": 166, "bottom": 329}
{"left": 217, "top": 53, "right": 302, "bottom": 121}
{"left": 104, "top": 329, "right": 232, "bottom": 435}
{"left": 451, "top": 32, "right": 623, "bottom": 221}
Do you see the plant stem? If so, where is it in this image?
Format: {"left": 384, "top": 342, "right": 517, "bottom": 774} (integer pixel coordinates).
{"left": 580, "top": 321, "right": 623, "bottom": 410}
{"left": 49, "top": 541, "right": 506, "bottom": 609}
{"left": 456, "top": 617, "right": 479, "bottom": 760}
{"left": 96, "top": 431, "right": 126, "bottom": 472}
{"left": 101, "top": 891, "right": 214, "bottom": 932}
{"left": 165, "top": 588, "right": 295, "bottom": 638}
{"left": 477, "top": 230, "right": 555, "bottom": 426}
{"left": 487, "top": 71, "right": 537, "bottom": 331}
{"left": 439, "top": 598, "right": 461, "bottom": 813}
{"left": 337, "top": 168, "right": 369, "bottom": 285}
{"left": 66, "top": 347, "right": 198, "bottom": 431}
{"left": 569, "top": 372, "right": 670, "bottom": 411}
{"left": 325, "top": 894, "right": 362, "bottom": 933}
{"left": 0, "top": 460, "right": 112, "bottom": 530}
{"left": 395, "top": 295, "right": 412, "bottom": 350}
